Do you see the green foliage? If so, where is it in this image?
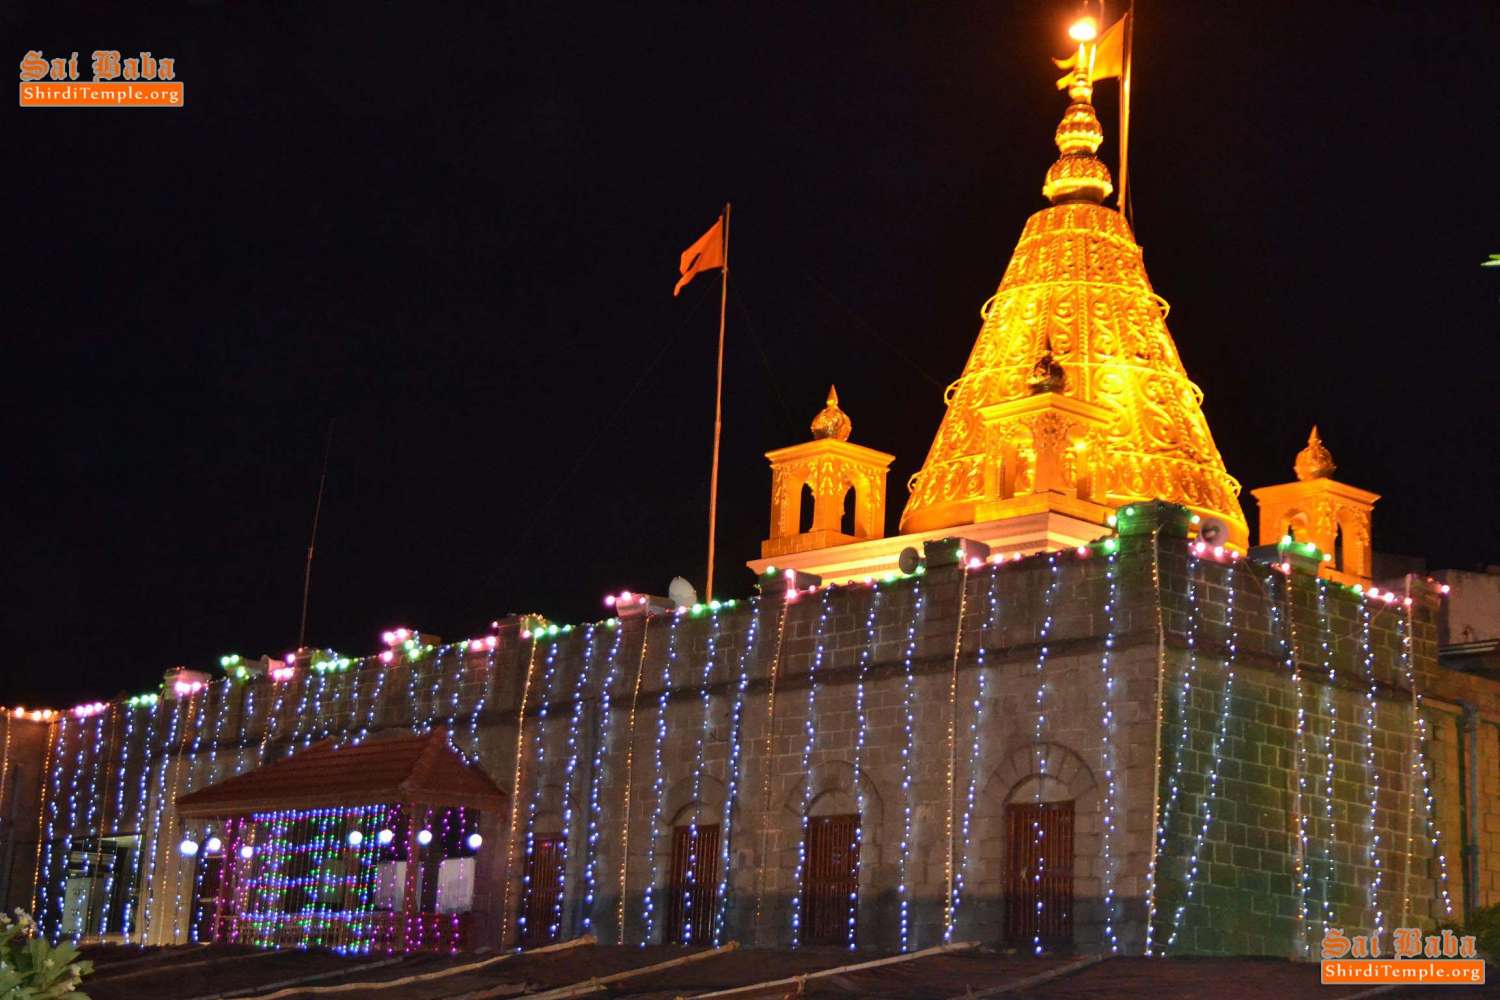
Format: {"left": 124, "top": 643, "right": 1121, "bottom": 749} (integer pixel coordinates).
{"left": 1466, "top": 902, "right": 1500, "bottom": 960}
{"left": 0, "top": 911, "right": 92, "bottom": 999}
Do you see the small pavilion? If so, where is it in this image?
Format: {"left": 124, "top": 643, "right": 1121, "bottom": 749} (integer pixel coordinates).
{"left": 176, "top": 729, "right": 506, "bottom": 953}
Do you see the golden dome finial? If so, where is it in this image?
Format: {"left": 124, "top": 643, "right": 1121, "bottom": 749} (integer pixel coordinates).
{"left": 810, "top": 384, "right": 852, "bottom": 441}
{"left": 1294, "top": 426, "right": 1336, "bottom": 481}
{"left": 1043, "top": 25, "right": 1114, "bottom": 205}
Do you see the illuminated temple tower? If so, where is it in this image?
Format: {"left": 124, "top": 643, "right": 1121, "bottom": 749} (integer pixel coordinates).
{"left": 751, "top": 49, "right": 1246, "bottom": 582}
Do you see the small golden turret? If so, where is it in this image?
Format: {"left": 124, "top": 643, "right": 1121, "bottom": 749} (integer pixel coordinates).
{"left": 1253, "top": 426, "right": 1377, "bottom": 584}
{"left": 1294, "top": 426, "right": 1336, "bottom": 481}
{"left": 810, "top": 384, "right": 852, "bottom": 441}
{"left": 759, "top": 387, "right": 894, "bottom": 560}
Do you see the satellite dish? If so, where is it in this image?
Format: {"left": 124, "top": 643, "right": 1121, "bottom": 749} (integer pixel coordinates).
{"left": 668, "top": 576, "right": 698, "bottom": 608}
{"left": 897, "top": 546, "right": 924, "bottom": 575}
{"left": 1198, "top": 517, "right": 1229, "bottom": 547}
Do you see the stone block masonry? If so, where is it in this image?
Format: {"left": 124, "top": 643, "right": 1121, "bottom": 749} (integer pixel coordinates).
{"left": 6, "top": 523, "right": 1486, "bottom": 957}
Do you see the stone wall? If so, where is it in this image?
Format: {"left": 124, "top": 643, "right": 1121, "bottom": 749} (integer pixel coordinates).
{"left": 1148, "top": 545, "right": 1457, "bottom": 955}
{"left": 11, "top": 509, "right": 1491, "bottom": 956}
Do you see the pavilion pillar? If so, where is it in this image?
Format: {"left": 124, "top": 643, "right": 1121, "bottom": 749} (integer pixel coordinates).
{"left": 401, "top": 802, "right": 426, "bottom": 951}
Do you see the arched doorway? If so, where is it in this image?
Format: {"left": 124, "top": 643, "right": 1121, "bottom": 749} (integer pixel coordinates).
{"left": 665, "top": 803, "right": 721, "bottom": 945}
{"left": 980, "top": 743, "right": 1098, "bottom": 952}
{"left": 801, "top": 813, "right": 859, "bottom": 946}
{"left": 1005, "top": 796, "right": 1073, "bottom": 950}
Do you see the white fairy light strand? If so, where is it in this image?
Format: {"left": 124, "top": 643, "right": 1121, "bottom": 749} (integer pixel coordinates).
{"left": 1029, "top": 554, "right": 1062, "bottom": 956}
{"left": 714, "top": 599, "right": 760, "bottom": 946}
{"left": 1359, "top": 598, "right": 1385, "bottom": 938}
{"left": 583, "top": 619, "right": 625, "bottom": 933}
{"left": 681, "top": 606, "right": 721, "bottom": 944}
{"left": 642, "top": 611, "right": 682, "bottom": 944}
{"left": 1146, "top": 547, "right": 1201, "bottom": 956}
{"left": 846, "top": 584, "right": 881, "bottom": 950}
{"left": 125, "top": 698, "right": 162, "bottom": 940}
{"left": 1273, "top": 569, "right": 1312, "bottom": 955}
{"left": 140, "top": 695, "right": 185, "bottom": 942}
{"left": 1167, "top": 560, "right": 1238, "bottom": 948}
{"left": 100, "top": 703, "right": 137, "bottom": 938}
{"left": 896, "top": 578, "right": 926, "bottom": 953}
{"left": 1401, "top": 600, "right": 1454, "bottom": 917}
{"left": 1315, "top": 578, "right": 1339, "bottom": 934}
{"left": 517, "top": 638, "right": 562, "bottom": 943}
{"left": 790, "top": 589, "right": 832, "bottom": 947}
{"left": 1097, "top": 547, "right": 1121, "bottom": 953}
{"left": 183, "top": 687, "right": 210, "bottom": 941}
{"left": 953, "top": 563, "right": 1001, "bottom": 944}
{"left": 559, "top": 624, "right": 599, "bottom": 942}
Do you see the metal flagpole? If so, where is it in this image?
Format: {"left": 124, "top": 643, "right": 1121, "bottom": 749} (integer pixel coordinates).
{"left": 1119, "top": 1, "right": 1135, "bottom": 227}
{"left": 298, "top": 420, "right": 334, "bottom": 651}
{"left": 706, "top": 202, "right": 731, "bottom": 601}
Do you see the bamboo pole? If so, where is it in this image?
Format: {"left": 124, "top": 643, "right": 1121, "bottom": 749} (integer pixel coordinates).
{"left": 244, "top": 935, "right": 593, "bottom": 999}
{"left": 506, "top": 941, "right": 739, "bottom": 1000}
{"left": 941, "top": 953, "right": 1104, "bottom": 999}
{"left": 687, "top": 940, "right": 979, "bottom": 999}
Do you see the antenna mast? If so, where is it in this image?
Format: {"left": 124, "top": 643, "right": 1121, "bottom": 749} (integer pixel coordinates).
{"left": 297, "top": 421, "right": 335, "bottom": 651}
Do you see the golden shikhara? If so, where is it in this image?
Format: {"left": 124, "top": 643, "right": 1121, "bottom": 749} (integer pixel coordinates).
{"left": 900, "top": 71, "right": 1247, "bottom": 543}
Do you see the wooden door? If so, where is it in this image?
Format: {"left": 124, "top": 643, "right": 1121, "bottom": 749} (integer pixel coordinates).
{"left": 520, "top": 835, "right": 566, "bottom": 946}
{"left": 665, "top": 823, "right": 720, "bottom": 944}
{"left": 1005, "top": 801, "right": 1073, "bottom": 949}
{"left": 192, "top": 853, "right": 224, "bottom": 943}
{"left": 802, "top": 814, "right": 859, "bottom": 946}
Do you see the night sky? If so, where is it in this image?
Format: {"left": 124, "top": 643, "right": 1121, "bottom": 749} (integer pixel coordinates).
{"left": 7, "top": 2, "right": 1498, "bottom": 706}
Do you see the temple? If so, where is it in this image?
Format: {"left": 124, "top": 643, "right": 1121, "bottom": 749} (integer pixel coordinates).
{"left": 748, "top": 54, "right": 1244, "bottom": 586}
{"left": 2, "top": 18, "right": 1498, "bottom": 964}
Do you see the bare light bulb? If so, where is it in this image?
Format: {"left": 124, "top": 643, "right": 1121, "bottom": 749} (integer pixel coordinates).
{"left": 1068, "top": 16, "right": 1098, "bottom": 42}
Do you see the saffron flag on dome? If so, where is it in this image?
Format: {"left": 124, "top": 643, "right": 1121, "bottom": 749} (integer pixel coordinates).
{"left": 1054, "top": 13, "right": 1126, "bottom": 88}
{"left": 673, "top": 215, "right": 725, "bottom": 296}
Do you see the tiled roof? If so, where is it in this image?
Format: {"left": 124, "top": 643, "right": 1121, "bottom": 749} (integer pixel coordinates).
{"left": 176, "top": 729, "right": 506, "bottom": 817}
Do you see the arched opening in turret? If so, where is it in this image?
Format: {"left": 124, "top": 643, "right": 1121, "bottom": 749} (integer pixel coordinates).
{"left": 840, "top": 484, "right": 856, "bottom": 536}
{"left": 799, "top": 481, "right": 816, "bottom": 534}
{"left": 1333, "top": 523, "right": 1345, "bottom": 572}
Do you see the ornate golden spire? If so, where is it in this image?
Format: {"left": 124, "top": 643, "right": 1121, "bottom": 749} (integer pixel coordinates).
{"left": 1041, "top": 38, "right": 1113, "bottom": 204}
{"left": 1294, "top": 425, "right": 1336, "bottom": 481}
{"left": 810, "top": 384, "right": 852, "bottom": 441}
{"left": 899, "top": 33, "right": 1246, "bottom": 545}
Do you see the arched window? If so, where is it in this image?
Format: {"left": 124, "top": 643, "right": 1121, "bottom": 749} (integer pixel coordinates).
{"left": 799, "top": 482, "right": 816, "bottom": 534}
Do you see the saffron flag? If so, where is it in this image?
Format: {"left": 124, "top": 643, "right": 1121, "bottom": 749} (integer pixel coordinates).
{"left": 1055, "top": 13, "right": 1126, "bottom": 88}
{"left": 674, "top": 216, "right": 725, "bottom": 296}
